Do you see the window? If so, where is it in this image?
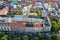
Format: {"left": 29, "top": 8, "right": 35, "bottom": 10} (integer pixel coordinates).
{"left": 5, "top": 23, "right": 9, "bottom": 26}
{"left": 2, "top": 23, "right": 9, "bottom": 26}
{"left": 0, "top": 23, "right": 3, "bottom": 26}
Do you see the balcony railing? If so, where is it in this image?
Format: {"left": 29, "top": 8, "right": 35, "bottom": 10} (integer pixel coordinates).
{"left": 0, "top": 26, "right": 51, "bottom": 33}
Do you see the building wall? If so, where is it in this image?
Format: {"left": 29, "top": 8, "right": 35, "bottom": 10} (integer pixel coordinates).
{"left": 21, "top": 0, "right": 37, "bottom": 5}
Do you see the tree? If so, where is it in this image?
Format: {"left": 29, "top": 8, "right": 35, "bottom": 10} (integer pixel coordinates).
{"left": 51, "top": 18, "right": 58, "bottom": 23}
{"left": 0, "top": 32, "right": 5, "bottom": 39}
{"left": 4, "top": 35, "right": 8, "bottom": 39}
{"left": 28, "top": 33, "right": 33, "bottom": 40}
{"left": 7, "top": 12, "right": 15, "bottom": 15}
{"left": 51, "top": 26, "right": 55, "bottom": 34}
{"left": 36, "top": 8, "right": 41, "bottom": 16}
{"left": 17, "top": 37, "right": 21, "bottom": 40}
{"left": 51, "top": 21, "right": 59, "bottom": 33}
{"left": 58, "top": 20, "right": 60, "bottom": 31}
{"left": 57, "top": 35, "right": 60, "bottom": 40}
{"left": 34, "top": 37, "right": 39, "bottom": 40}
{"left": 15, "top": 11, "right": 23, "bottom": 15}
{"left": 1, "top": 37, "right": 7, "bottom": 40}
{"left": 30, "top": 9, "right": 34, "bottom": 13}
{"left": 40, "top": 34, "right": 51, "bottom": 40}
{"left": 1, "top": 35, "right": 8, "bottom": 40}
{"left": 30, "top": 8, "right": 36, "bottom": 13}
{"left": 8, "top": 32, "right": 14, "bottom": 40}
{"left": 51, "top": 34, "right": 57, "bottom": 40}
{"left": 21, "top": 35, "right": 29, "bottom": 40}
{"left": 37, "top": 33, "right": 42, "bottom": 40}
{"left": 45, "top": 34, "right": 51, "bottom": 40}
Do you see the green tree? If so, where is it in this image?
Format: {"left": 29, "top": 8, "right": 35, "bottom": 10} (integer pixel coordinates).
{"left": 51, "top": 18, "right": 58, "bottom": 23}
{"left": 34, "top": 37, "right": 39, "bottom": 40}
{"left": 51, "top": 21, "right": 59, "bottom": 33}
{"left": 45, "top": 34, "right": 51, "bottom": 40}
{"left": 1, "top": 35, "right": 8, "bottom": 40}
{"left": 4, "top": 35, "right": 8, "bottom": 39}
{"left": 7, "top": 12, "right": 15, "bottom": 15}
{"left": 37, "top": 33, "right": 42, "bottom": 40}
{"left": 51, "top": 34, "right": 57, "bottom": 40}
{"left": 1, "top": 37, "right": 7, "bottom": 40}
{"left": 41, "top": 34, "right": 50, "bottom": 40}
{"left": 17, "top": 37, "right": 21, "bottom": 40}
{"left": 21, "top": 35, "right": 29, "bottom": 40}
{"left": 8, "top": 32, "right": 14, "bottom": 40}
{"left": 0, "top": 32, "right": 5, "bottom": 39}
{"left": 41, "top": 34, "right": 46, "bottom": 40}
{"left": 28, "top": 33, "right": 33, "bottom": 40}
{"left": 58, "top": 20, "right": 60, "bottom": 31}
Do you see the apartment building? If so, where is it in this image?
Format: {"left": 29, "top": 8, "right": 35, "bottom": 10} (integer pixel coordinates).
{"left": 0, "top": 15, "right": 51, "bottom": 33}
{"left": 21, "top": 0, "right": 37, "bottom": 5}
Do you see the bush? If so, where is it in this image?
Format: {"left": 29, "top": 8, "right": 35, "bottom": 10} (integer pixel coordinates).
{"left": 51, "top": 34, "right": 57, "bottom": 40}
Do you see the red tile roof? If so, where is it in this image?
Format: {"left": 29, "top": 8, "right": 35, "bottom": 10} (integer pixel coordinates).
{"left": 0, "top": 7, "right": 9, "bottom": 15}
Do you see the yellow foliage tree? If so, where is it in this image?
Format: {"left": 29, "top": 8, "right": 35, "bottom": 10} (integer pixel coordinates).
{"left": 51, "top": 21, "right": 59, "bottom": 33}
{"left": 16, "top": 11, "right": 23, "bottom": 15}
{"left": 57, "top": 35, "right": 60, "bottom": 40}
{"left": 36, "top": 8, "right": 41, "bottom": 16}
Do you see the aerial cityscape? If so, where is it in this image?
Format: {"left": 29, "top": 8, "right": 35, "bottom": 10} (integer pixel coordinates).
{"left": 0, "top": 0, "right": 60, "bottom": 40}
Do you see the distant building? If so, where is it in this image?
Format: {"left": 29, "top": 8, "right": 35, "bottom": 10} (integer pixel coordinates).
{"left": 21, "top": 0, "right": 37, "bottom": 6}
{"left": 0, "top": 6, "right": 9, "bottom": 15}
